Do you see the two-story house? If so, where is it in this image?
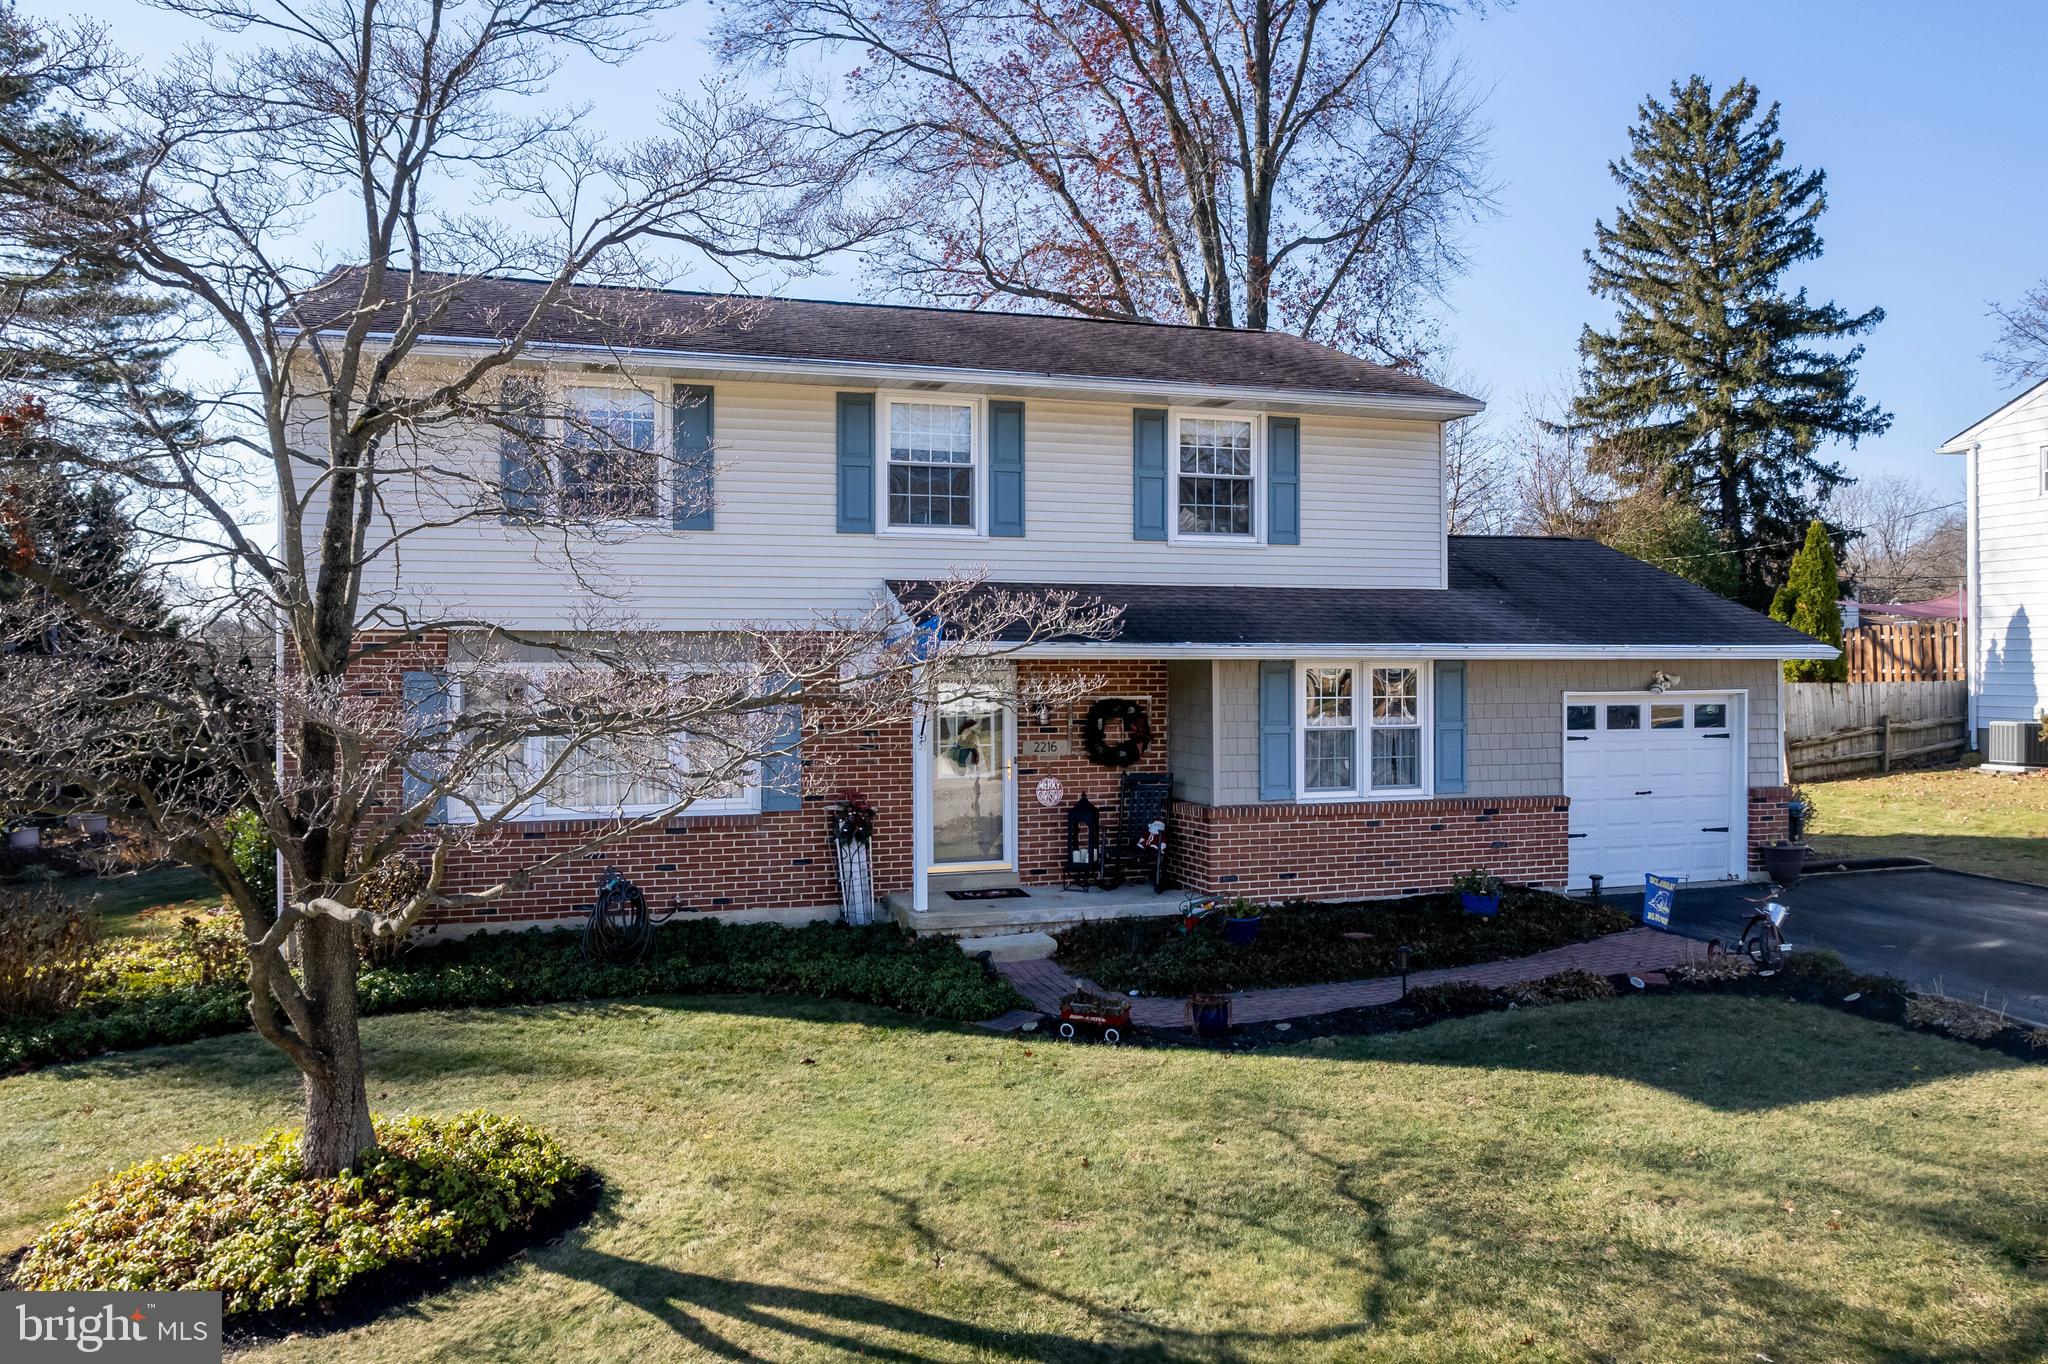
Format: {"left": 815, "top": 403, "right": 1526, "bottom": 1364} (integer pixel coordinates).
{"left": 1940, "top": 375, "right": 2048, "bottom": 767}
{"left": 316, "top": 275, "right": 1828, "bottom": 932}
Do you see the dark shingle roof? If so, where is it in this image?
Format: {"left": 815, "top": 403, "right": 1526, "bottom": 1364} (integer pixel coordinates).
{"left": 891, "top": 537, "right": 1829, "bottom": 654}
{"left": 309, "top": 269, "right": 1476, "bottom": 408}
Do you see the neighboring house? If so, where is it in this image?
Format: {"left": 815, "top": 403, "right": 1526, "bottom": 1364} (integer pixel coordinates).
{"left": 1939, "top": 377, "right": 2048, "bottom": 767}
{"left": 310, "top": 275, "right": 1829, "bottom": 930}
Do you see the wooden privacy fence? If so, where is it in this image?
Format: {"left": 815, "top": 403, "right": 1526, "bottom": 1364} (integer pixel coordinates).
{"left": 1843, "top": 619, "right": 1965, "bottom": 683}
{"left": 1785, "top": 681, "right": 1968, "bottom": 782}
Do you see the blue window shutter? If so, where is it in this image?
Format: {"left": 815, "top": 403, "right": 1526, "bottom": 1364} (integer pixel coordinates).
{"left": 498, "top": 377, "right": 544, "bottom": 521}
{"left": 1257, "top": 659, "right": 1295, "bottom": 801}
{"left": 1267, "top": 416, "right": 1301, "bottom": 545}
{"left": 400, "top": 669, "right": 450, "bottom": 823}
{"left": 1132, "top": 407, "right": 1168, "bottom": 541}
{"left": 988, "top": 399, "right": 1026, "bottom": 537}
{"left": 1435, "top": 661, "right": 1467, "bottom": 794}
{"left": 760, "top": 674, "right": 803, "bottom": 812}
{"left": 672, "top": 384, "right": 714, "bottom": 530}
{"left": 836, "top": 392, "right": 876, "bottom": 534}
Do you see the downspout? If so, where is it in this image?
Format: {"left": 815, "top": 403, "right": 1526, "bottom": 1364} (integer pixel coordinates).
{"left": 1966, "top": 439, "right": 1982, "bottom": 746}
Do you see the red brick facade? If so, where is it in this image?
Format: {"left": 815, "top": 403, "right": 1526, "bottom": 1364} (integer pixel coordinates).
{"left": 1012, "top": 660, "right": 1169, "bottom": 885}
{"left": 330, "top": 638, "right": 1791, "bottom": 928}
{"left": 1168, "top": 796, "right": 1571, "bottom": 900}
{"left": 1747, "top": 785, "right": 1795, "bottom": 867}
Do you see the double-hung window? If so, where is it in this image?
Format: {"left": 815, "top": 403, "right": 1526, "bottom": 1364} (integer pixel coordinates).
{"left": 447, "top": 667, "right": 759, "bottom": 822}
{"left": 1173, "top": 412, "right": 1260, "bottom": 540}
{"left": 883, "top": 395, "right": 981, "bottom": 533}
{"left": 560, "top": 386, "right": 659, "bottom": 520}
{"left": 1298, "top": 661, "right": 1428, "bottom": 798}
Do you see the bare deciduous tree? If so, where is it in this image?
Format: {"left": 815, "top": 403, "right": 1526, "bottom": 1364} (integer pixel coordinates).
{"left": 1431, "top": 370, "right": 1511, "bottom": 534}
{"left": 1988, "top": 277, "right": 2048, "bottom": 388}
{"left": 1828, "top": 474, "right": 1964, "bottom": 604}
{"left": 0, "top": 1, "right": 1114, "bottom": 1177}
{"left": 722, "top": 0, "right": 1494, "bottom": 365}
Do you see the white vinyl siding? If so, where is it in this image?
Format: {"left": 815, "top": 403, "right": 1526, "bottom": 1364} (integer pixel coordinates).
{"left": 295, "top": 379, "right": 1448, "bottom": 630}
{"left": 1967, "top": 390, "right": 2048, "bottom": 728}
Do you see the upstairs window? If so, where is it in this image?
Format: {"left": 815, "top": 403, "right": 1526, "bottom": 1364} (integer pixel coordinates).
{"left": 885, "top": 397, "right": 979, "bottom": 532}
{"left": 561, "top": 386, "right": 658, "bottom": 519}
{"left": 1173, "top": 413, "right": 1259, "bottom": 539}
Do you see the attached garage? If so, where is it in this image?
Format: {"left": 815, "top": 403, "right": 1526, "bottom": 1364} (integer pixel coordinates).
{"left": 1563, "top": 693, "right": 1748, "bottom": 890}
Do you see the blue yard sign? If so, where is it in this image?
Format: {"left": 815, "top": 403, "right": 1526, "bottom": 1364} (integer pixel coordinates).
{"left": 1643, "top": 873, "right": 1677, "bottom": 929}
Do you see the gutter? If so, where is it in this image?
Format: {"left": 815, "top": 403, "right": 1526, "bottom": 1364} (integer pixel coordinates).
{"left": 1001, "top": 641, "right": 1838, "bottom": 662}
{"left": 322, "top": 332, "right": 1488, "bottom": 421}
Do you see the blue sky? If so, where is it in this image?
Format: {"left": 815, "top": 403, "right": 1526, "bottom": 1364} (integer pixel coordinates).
{"left": 67, "top": 0, "right": 2046, "bottom": 495}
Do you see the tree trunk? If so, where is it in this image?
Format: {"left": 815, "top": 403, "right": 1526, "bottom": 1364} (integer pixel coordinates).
{"left": 295, "top": 916, "right": 378, "bottom": 1177}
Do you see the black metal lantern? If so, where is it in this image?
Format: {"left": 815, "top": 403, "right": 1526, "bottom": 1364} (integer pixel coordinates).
{"left": 1065, "top": 795, "right": 1102, "bottom": 890}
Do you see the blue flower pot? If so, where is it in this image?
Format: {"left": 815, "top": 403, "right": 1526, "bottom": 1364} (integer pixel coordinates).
{"left": 1460, "top": 891, "right": 1501, "bottom": 917}
{"left": 1191, "top": 1001, "right": 1231, "bottom": 1039}
{"left": 1224, "top": 915, "right": 1263, "bottom": 946}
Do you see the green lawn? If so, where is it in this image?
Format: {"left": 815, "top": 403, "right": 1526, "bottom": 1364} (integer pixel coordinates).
{"left": 1807, "top": 764, "right": 2048, "bottom": 884}
{"left": 3, "top": 995, "right": 2044, "bottom": 1361}
{"left": 51, "top": 863, "right": 220, "bottom": 937}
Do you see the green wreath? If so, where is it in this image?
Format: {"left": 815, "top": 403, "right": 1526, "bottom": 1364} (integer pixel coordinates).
{"left": 1082, "top": 698, "right": 1151, "bottom": 767}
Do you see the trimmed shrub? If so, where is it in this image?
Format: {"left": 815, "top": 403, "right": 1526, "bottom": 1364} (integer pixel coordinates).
{"left": 17, "top": 1111, "right": 581, "bottom": 1318}
{"left": 1057, "top": 890, "right": 1638, "bottom": 995}
{"left": 1401, "top": 981, "right": 1502, "bottom": 1018}
{"left": 1672, "top": 952, "right": 1753, "bottom": 984}
{"left": 1510, "top": 969, "right": 1616, "bottom": 1006}
{"left": 352, "top": 855, "right": 427, "bottom": 966}
{"left": 0, "top": 885, "right": 102, "bottom": 1020}
{"left": 1905, "top": 994, "right": 2011, "bottom": 1042}
{"left": 1, "top": 918, "right": 1024, "bottom": 1072}
{"left": 225, "top": 810, "right": 276, "bottom": 910}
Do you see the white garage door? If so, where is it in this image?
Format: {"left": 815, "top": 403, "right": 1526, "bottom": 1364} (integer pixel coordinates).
{"left": 1564, "top": 695, "right": 1743, "bottom": 890}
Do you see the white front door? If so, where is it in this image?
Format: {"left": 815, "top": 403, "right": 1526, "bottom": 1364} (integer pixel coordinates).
{"left": 928, "top": 686, "right": 1016, "bottom": 871}
{"left": 1563, "top": 694, "right": 1743, "bottom": 889}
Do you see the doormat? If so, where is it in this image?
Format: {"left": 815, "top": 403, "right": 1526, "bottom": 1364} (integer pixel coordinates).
{"left": 946, "top": 887, "right": 1031, "bottom": 901}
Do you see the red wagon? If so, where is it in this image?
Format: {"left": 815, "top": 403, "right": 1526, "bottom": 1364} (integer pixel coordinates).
{"left": 1058, "top": 990, "right": 1133, "bottom": 1044}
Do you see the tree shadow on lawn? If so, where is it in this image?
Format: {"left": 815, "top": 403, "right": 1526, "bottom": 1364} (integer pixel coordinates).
{"left": 547, "top": 1192, "right": 1381, "bottom": 1363}
{"left": 1289, "top": 995, "right": 2032, "bottom": 1113}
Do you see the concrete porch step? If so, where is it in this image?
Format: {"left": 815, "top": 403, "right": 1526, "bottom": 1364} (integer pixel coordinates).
{"left": 884, "top": 882, "right": 1187, "bottom": 938}
{"left": 956, "top": 931, "right": 1059, "bottom": 963}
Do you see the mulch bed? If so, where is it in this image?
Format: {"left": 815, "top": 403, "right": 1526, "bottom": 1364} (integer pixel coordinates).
{"left": 1025, "top": 964, "right": 2048, "bottom": 1063}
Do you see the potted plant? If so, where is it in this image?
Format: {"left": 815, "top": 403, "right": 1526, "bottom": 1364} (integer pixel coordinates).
{"left": 1187, "top": 991, "right": 1231, "bottom": 1039}
{"left": 1452, "top": 868, "right": 1504, "bottom": 916}
{"left": 1222, "top": 895, "right": 1263, "bottom": 946}
{"left": 1761, "top": 840, "right": 1807, "bottom": 886}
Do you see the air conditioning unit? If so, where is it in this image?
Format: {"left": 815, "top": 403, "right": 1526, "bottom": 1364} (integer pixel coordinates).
{"left": 1985, "top": 721, "right": 2048, "bottom": 769}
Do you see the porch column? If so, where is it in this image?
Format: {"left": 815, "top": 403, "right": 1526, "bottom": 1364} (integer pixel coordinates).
{"left": 910, "top": 692, "right": 932, "bottom": 914}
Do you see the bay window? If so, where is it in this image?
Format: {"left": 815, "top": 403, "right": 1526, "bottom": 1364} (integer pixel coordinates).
{"left": 884, "top": 396, "right": 980, "bottom": 532}
{"left": 1298, "top": 661, "right": 1429, "bottom": 799}
{"left": 446, "top": 669, "right": 758, "bottom": 821}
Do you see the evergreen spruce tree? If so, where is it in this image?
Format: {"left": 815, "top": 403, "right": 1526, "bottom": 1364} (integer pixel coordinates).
{"left": 1572, "top": 76, "right": 1890, "bottom": 607}
{"left": 1769, "top": 519, "right": 1847, "bottom": 683}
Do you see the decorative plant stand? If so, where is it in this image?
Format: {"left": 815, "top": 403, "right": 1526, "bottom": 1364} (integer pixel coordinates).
{"left": 830, "top": 792, "right": 878, "bottom": 925}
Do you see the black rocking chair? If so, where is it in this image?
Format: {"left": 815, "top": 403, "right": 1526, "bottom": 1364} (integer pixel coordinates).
{"left": 1105, "top": 771, "right": 1174, "bottom": 893}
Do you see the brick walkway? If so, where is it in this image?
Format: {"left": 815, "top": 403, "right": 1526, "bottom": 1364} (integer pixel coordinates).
{"left": 993, "top": 927, "right": 1701, "bottom": 1029}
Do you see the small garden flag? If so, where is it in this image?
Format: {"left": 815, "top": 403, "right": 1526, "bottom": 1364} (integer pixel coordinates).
{"left": 1643, "top": 873, "right": 1677, "bottom": 929}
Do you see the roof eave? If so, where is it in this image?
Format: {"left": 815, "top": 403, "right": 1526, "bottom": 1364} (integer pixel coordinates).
{"left": 1000, "top": 641, "right": 1835, "bottom": 661}
{"left": 323, "top": 331, "right": 1486, "bottom": 419}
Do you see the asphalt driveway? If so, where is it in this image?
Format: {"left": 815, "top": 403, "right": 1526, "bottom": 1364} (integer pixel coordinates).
{"left": 1632, "top": 869, "right": 2048, "bottom": 1024}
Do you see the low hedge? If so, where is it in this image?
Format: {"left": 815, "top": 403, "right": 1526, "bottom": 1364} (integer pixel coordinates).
{"left": 16, "top": 1111, "right": 582, "bottom": 1318}
{"left": 1056, "top": 890, "right": 1641, "bottom": 995}
{"left": 0, "top": 919, "right": 1023, "bottom": 1072}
